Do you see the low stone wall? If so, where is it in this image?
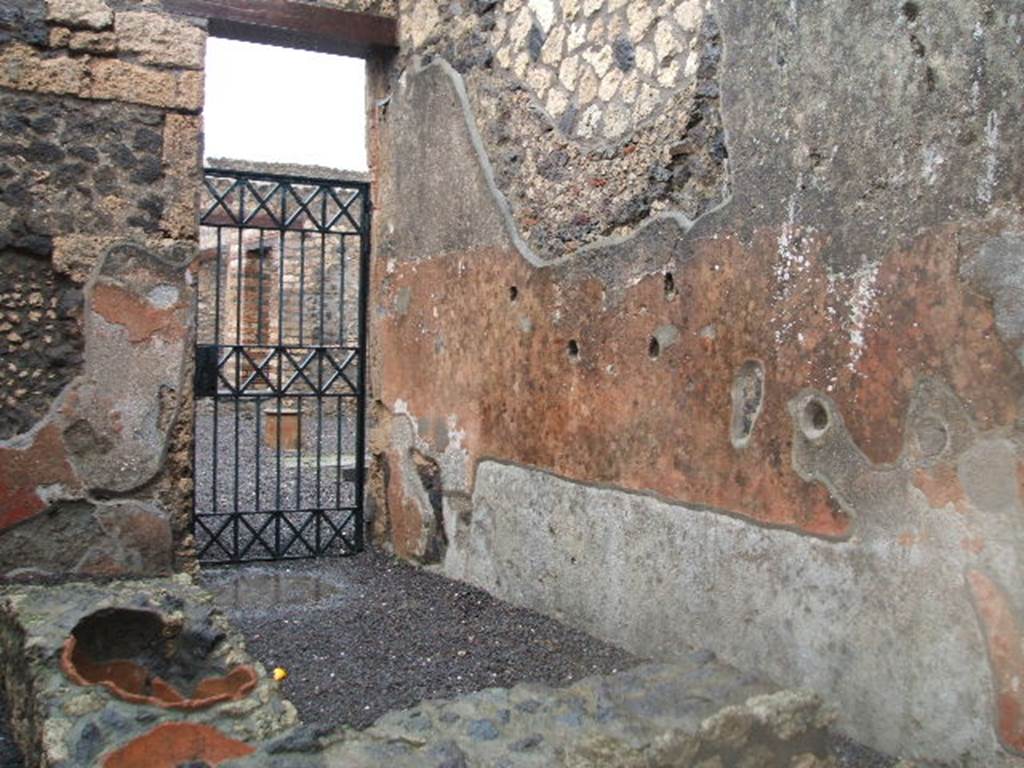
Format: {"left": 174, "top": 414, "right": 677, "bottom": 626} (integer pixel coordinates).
{"left": 0, "top": 574, "right": 841, "bottom": 768}
{"left": 232, "top": 660, "right": 838, "bottom": 767}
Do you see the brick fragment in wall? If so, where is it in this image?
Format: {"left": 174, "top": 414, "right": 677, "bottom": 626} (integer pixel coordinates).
{"left": 45, "top": 0, "right": 112, "bottom": 30}
{"left": 114, "top": 11, "right": 205, "bottom": 70}
{"left": 67, "top": 29, "right": 116, "bottom": 53}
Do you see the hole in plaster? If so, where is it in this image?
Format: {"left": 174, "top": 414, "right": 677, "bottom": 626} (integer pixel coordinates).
{"left": 509, "top": 286, "right": 519, "bottom": 302}
{"left": 648, "top": 336, "right": 661, "bottom": 359}
{"left": 730, "top": 360, "right": 765, "bottom": 449}
{"left": 567, "top": 339, "right": 580, "bottom": 360}
{"left": 901, "top": 1, "right": 919, "bottom": 21}
{"left": 61, "top": 607, "right": 257, "bottom": 710}
{"left": 913, "top": 416, "right": 949, "bottom": 459}
{"left": 664, "top": 272, "right": 676, "bottom": 299}
{"left": 800, "top": 398, "right": 831, "bottom": 440}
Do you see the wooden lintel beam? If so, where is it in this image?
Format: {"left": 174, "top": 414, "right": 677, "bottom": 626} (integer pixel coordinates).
{"left": 163, "top": 0, "right": 398, "bottom": 57}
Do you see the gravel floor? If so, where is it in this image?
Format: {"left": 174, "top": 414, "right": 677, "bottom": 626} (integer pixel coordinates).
{"left": 0, "top": 547, "right": 901, "bottom": 766}
{"left": 0, "top": 696, "right": 22, "bottom": 768}
{"left": 200, "top": 547, "right": 639, "bottom": 729}
{"left": 830, "top": 733, "right": 901, "bottom": 768}
{"left": 200, "top": 548, "right": 901, "bottom": 766}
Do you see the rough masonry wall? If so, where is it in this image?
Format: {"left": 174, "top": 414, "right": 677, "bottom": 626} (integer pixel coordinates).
{"left": 371, "top": 0, "right": 1024, "bottom": 764}
{"left": 0, "top": 0, "right": 205, "bottom": 578}
{"left": 404, "top": 0, "right": 728, "bottom": 259}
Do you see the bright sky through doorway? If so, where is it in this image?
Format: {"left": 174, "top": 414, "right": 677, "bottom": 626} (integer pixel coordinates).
{"left": 204, "top": 38, "right": 367, "bottom": 171}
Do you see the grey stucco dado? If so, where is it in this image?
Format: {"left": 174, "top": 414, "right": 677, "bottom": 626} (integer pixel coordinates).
{"left": 448, "top": 459, "right": 1004, "bottom": 765}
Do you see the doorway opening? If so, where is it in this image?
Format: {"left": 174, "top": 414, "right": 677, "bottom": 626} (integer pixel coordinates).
{"left": 192, "top": 36, "right": 371, "bottom": 563}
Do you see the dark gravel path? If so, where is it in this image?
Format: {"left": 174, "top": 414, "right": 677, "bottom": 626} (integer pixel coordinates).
{"left": 199, "top": 548, "right": 901, "bottom": 766}
{"left": 0, "top": 696, "right": 22, "bottom": 768}
{"left": 830, "top": 733, "right": 901, "bottom": 768}
{"left": 200, "top": 547, "right": 640, "bottom": 729}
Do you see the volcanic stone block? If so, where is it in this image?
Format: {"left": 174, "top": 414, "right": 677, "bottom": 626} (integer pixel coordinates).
{"left": 238, "top": 658, "right": 837, "bottom": 767}
{"left": 114, "top": 12, "right": 205, "bottom": 70}
{"left": 0, "top": 90, "right": 179, "bottom": 243}
{"left": 45, "top": 0, "right": 112, "bottom": 30}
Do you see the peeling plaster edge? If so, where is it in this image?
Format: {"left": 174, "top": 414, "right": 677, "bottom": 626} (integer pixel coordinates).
{"left": 73, "top": 243, "right": 193, "bottom": 497}
{"left": 470, "top": 455, "right": 855, "bottom": 543}
{"left": 414, "top": 57, "right": 735, "bottom": 272}
{"left": 376, "top": 387, "right": 855, "bottom": 544}
{"left": 963, "top": 566, "right": 1024, "bottom": 759}
{"left": 0, "top": 383, "right": 77, "bottom": 451}
{"left": 0, "top": 240, "right": 194, "bottom": 502}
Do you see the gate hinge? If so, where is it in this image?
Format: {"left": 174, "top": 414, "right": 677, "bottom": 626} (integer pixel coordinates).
{"left": 194, "top": 345, "right": 219, "bottom": 397}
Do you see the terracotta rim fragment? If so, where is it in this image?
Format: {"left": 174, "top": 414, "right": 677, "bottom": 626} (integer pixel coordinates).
{"left": 61, "top": 635, "right": 258, "bottom": 710}
{"left": 102, "top": 722, "right": 254, "bottom": 768}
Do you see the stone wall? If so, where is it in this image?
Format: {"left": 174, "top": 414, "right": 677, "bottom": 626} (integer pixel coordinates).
{"left": 370, "top": 0, "right": 1024, "bottom": 764}
{"left": 398, "top": 0, "right": 728, "bottom": 260}
{"left": 0, "top": 0, "right": 394, "bottom": 578}
{"left": 0, "top": 0, "right": 205, "bottom": 578}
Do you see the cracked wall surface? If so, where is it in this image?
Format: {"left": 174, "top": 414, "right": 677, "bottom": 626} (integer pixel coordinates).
{"left": 0, "top": 0, "right": 204, "bottom": 577}
{"left": 371, "top": 0, "right": 1024, "bottom": 763}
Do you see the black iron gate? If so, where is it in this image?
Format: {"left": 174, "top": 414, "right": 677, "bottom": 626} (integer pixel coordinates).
{"left": 192, "top": 168, "right": 370, "bottom": 563}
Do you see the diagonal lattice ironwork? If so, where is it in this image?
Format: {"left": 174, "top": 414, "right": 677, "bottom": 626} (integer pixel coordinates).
{"left": 194, "top": 168, "right": 370, "bottom": 563}
{"left": 199, "top": 170, "right": 365, "bottom": 235}
{"left": 204, "top": 345, "right": 361, "bottom": 397}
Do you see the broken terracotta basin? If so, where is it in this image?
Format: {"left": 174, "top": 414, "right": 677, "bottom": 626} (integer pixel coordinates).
{"left": 60, "top": 607, "right": 257, "bottom": 709}
{"left": 102, "top": 722, "right": 254, "bottom": 768}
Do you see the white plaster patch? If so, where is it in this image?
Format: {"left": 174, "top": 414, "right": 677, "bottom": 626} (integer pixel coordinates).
{"left": 846, "top": 261, "right": 880, "bottom": 374}
{"left": 772, "top": 183, "right": 812, "bottom": 348}
{"left": 35, "top": 483, "right": 75, "bottom": 504}
{"left": 976, "top": 110, "right": 999, "bottom": 205}
{"left": 146, "top": 284, "right": 179, "bottom": 309}
{"left": 446, "top": 413, "right": 467, "bottom": 451}
{"left": 920, "top": 145, "right": 944, "bottom": 186}
{"left": 528, "top": 0, "right": 555, "bottom": 32}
